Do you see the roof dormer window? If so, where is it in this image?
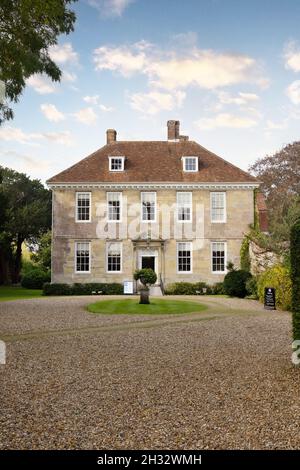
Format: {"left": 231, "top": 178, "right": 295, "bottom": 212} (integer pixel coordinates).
{"left": 109, "top": 156, "right": 125, "bottom": 172}
{"left": 182, "top": 156, "right": 198, "bottom": 172}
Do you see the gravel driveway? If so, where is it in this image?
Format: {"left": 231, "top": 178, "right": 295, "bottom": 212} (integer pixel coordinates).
{"left": 0, "top": 295, "right": 299, "bottom": 450}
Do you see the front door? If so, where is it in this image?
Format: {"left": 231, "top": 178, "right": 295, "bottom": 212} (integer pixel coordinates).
{"left": 141, "top": 256, "right": 155, "bottom": 271}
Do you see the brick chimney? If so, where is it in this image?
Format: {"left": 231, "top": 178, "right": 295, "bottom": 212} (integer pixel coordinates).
{"left": 167, "top": 120, "right": 180, "bottom": 140}
{"left": 106, "top": 129, "right": 117, "bottom": 144}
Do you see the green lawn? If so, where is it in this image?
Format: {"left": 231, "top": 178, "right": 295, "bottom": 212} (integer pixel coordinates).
{"left": 0, "top": 286, "right": 43, "bottom": 302}
{"left": 87, "top": 298, "right": 208, "bottom": 315}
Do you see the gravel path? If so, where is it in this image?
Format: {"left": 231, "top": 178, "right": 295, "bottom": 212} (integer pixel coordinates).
{"left": 0, "top": 295, "right": 299, "bottom": 450}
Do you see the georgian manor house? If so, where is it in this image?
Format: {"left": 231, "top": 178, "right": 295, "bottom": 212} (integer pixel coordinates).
{"left": 47, "top": 120, "right": 266, "bottom": 292}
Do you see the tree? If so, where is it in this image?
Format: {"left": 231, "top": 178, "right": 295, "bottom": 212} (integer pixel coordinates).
{"left": 290, "top": 220, "right": 300, "bottom": 343}
{"left": 249, "top": 142, "right": 300, "bottom": 242}
{"left": 134, "top": 268, "right": 157, "bottom": 304}
{"left": 0, "top": 166, "right": 51, "bottom": 284}
{"left": 31, "top": 230, "right": 51, "bottom": 270}
{"left": 0, "top": 0, "right": 77, "bottom": 123}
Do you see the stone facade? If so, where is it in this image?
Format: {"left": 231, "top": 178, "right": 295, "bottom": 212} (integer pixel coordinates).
{"left": 51, "top": 186, "right": 255, "bottom": 286}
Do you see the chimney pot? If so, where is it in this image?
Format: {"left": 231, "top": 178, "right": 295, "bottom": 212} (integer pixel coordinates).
{"left": 167, "top": 120, "right": 180, "bottom": 141}
{"left": 106, "top": 129, "right": 117, "bottom": 144}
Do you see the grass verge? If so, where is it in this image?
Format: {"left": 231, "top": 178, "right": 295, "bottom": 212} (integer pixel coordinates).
{"left": 0, "top": 286, "right": 43, "bottom": 302}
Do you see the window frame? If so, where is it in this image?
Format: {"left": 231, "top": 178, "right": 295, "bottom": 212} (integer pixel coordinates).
{"left": 211, "top": 241, "right": 227, "bottom": 274}
{"left": 109, "top": 156, "right": 125, "bottom": 172}
{"left": 141, "top": 192, "right": 157, "bottom": 223}
{"left": 75, "top": 192, "right": 91, "bottom": 223}
{"left": 176, "top": 241, "right": 193, "bottom": 274}
{"left": 107, "top": 192, "right": 122, "bottom": 223}
{"left": 182, "top": 156, "right": 198, "bottom": 173}
{"left": 210, "top": 192, "right": 227, "bottom": 223}
{"left": 106, "top": 241, "right": 122, "bottom": 273}
{"left": 75, "top": 241, "right": 91, "bottom": 274}
{"left": 176, "top": 192, "right": 192, "bottom": 223}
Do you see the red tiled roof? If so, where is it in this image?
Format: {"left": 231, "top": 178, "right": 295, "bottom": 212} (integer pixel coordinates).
{"left": 47, "top": 140, "right": 257, "bottom": 184}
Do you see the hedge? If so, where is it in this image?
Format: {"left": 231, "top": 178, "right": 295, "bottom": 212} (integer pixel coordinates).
{"left": 257, "top": 264, "right": 292, "bottom": 311}
{"left": 164, "top": 282, "right": 225, "bottom": 295}
{"left": 290, "top": 220, "right": 300, "bottom": 341}
{"left": 43, "top": 282, "right": 123, "bottom": 296}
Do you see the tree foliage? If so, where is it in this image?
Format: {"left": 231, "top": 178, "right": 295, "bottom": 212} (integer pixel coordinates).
{"left": 0, "top": 0, "right": 77, "bottom": 123}
{"left": 31, "top": 230, "right": 51, "bottom": 270}
{"left": 249, "top": 142, "right": 300, "bottom": 243}
{"left": 0, "top": 166, "right": 51, "bottom": 283}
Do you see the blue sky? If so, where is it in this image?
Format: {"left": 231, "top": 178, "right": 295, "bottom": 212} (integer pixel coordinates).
{"left": 2, "top": 0, "right": 300, "bottom": 182}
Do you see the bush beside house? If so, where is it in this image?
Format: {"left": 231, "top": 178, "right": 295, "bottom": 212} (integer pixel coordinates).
{"left": 43, "top": 282, "right": 123, "bottom": 296}
{"left": 164, "top": 282, "right": 224, "bottom": 295}
{"left": 223, "top": 269, "right": 252, "bottom": 298}
{"left": 257, "top": 264, "right": 292, "bottom": 311}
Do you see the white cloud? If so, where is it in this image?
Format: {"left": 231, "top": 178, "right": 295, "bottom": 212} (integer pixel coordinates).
{"left": 49, "top": 43, "right": 79, "bottom": 65}
{"left": 216, "top": 91, "right": 259, "bottom": 107}
{"left": 93, "top": 41, "right": 149, "bottom": 77}
{"left": 83, "top": 95, "right": 100, "bottom": 105}
{"left": 72, "top": 107, "right": 98, "bottom": 125}
{"left": 286, "top": 80, "right": 300, "bottom": 104}
{"left": 62, "top": 71, "right": 77, "bottom": 83}
{"left": 87, "top": 0, "right": 133, "bottom": 17}
{"left": 0, "top": 150, "right": 50, "bottom": 171}
{"left": 93, "top": 41, "right": 268, "bottom": 90}
{"left": 26, "top": 74, "right": 56, "bottom": 94}
{"left": 43, "top": 131, "right": 73, "bottom": 146}
{"left": 0, "top": 126, "right": 74, "bottom": 146}
{"left": 83, "top": 95, "right": 114, "bottom": 111}
{"left": 265, "top": 119, "right": 288, "bottom": 130}
{"left": 0, "top": 126, "right": 42, "bottom": 144}
{"left": 129, "top": 90, "right": 185, "bottom": 115}
{"left": 284, "top": 41, "right": 300, "bottom": 72}
{"left": 195, "top": 113, "right": 258, "bottom": 130}
{"left": 99, "top": 104, "right": 114, "bottom": 112}
{"left": 40, "top": 104, "right": 65, "bottom": 122}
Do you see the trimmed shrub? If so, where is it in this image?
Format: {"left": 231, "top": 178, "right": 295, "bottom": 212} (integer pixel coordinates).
{"left": 257, "top": 265, "right": 292, "bottom": 311}
{"left": 21, "top": 268, "right": 50, "bottom": 289}
{"left": 43, "top": 283, "right": 71, "bottom": 296}
{"left": 134, "top": 268, "right": 157, "bottom": 287}
{"left": 211, "top": 282, "right": 225, "bottom": 295}
{"left": 290, "top": 220, "right": 300, "bottom": 341}
{"left": 43, "top": 282, "right": 123, "bottom": 296}
{"left": 223, "top": 269, "right": 252, "bottom": 298}
{"left": 246, "top": 276, "right": 258, "bottom": 299}
{"left": 164, "top": 282, "right": 212, "bottom": 295}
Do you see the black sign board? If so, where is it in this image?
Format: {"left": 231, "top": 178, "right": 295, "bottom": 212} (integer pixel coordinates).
{"left": 264, "top": 287, "right": 276, "bottom": 310}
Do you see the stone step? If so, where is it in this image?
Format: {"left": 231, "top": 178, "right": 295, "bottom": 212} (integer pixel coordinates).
{"left": 149, "top": 285, "right": 163, "bottom": 296}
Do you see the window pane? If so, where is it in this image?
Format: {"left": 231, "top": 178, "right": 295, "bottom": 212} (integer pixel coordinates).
{"left": 184, "top": 157, "right": 197, "bottom": 171}
{"left": 77, "top": 193, "right": 90, "bottom": 221}
{"left": 107, "top": 192, "right": 121, "bottom": 221}
{"left": 107, "top": 242, "right": 121, "bottom": 272}
{"left": 177, "top": 242, "right": 192, "bottom": 272}
{"left": 211, "top": 192, "right": 225, "bottom": 222}
{"left": 177, "top": 192, "right": 192, "bottom": 221}
{"left": 142, "top": 193, "right": 156, "bottom": 221}
{"left": 212, "top": 242, "right": 225, "bottom": 272}
{"left": 110, "top": 158, "right": 123, "bottom": 171}
{"left": 76, "top": 242, "right": 90, "bottom": 272}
